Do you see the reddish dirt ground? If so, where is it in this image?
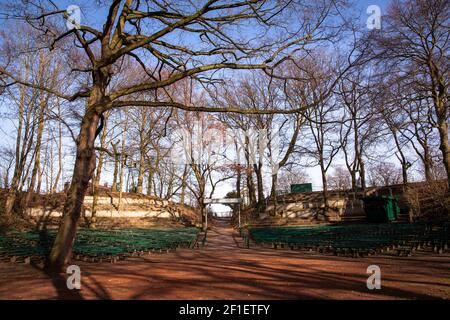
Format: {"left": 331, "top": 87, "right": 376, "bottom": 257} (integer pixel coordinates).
{"left": 0, "top": 220, "right": 449, "bottom": 300}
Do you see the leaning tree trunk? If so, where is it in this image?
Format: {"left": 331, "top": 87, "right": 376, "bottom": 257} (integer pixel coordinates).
{"left": 47, "top": 107, "right": 101, "bottom": 270}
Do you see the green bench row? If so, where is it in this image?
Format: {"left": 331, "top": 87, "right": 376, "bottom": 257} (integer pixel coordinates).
{"left": 0, "top": 227, "right": 199, "bottom": 259}
{"left": 249, "top": 223, "right": 449, "bottom": 256}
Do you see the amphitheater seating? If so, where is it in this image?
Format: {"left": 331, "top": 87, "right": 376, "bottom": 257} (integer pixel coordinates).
{"left": 249, "top": 223, "right": 449, "bottom": 257}
{"left": 0, "top": 227, "right": 199, "bottom": 263}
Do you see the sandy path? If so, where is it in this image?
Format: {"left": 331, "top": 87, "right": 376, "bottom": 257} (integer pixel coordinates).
{"left": 0, "top": 220, "right": 449, "bottom": 299}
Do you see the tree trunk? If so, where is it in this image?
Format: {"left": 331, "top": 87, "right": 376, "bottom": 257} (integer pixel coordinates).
{"left": 111, "top": 142, "right": 119, "bottom": 191}
{"left": 349, "top": 168, "right": 357, "bottom": 198}
{"left": 360, "top": 160, "right": 366, "bottom": 193}
{"left": 36, "top": 161, "right": 43, "bottom": 193}
{"left": 244, "top": 136, "right": 256, "bottom": 205}
{"left": 4, "top": 185, "right": 18, "bottom": 218}
{"left": 136, "top": 151, "right": 145, "bottom": 194}
{"left": 236, "top": 167, "right": 241, "bottom": 209}
{"left": 4, "top": 152, "right": 30, "bottom": 216}
{"left": 422, "top": 143, "right": 434, "bottom": 181}
{"left": 254, "top": 163, "right": 264, "bottom": 204}
{"left": 320, "top": 162, "right": 328, "bottom": 209}
{"left": 90, "top": 172, "right": 99, "bottom": 229}
{"left": 270, "top": 173, "right": 277, "bottom": 198}
{"left": 402, "top": 163, "right": 408, "bottom": 185}
{"left": 52, "top": 103, "right": 64, "bottom": 193}
{"left": 424, "top": 158, "right": 433, "bottom": 182}
{"left": 392, "top": 130, "right": 408, "bottom": 184}
{"left": 118, "top": 130, "right": 127, "bottom": 208}
{"left": 198, "top": 182, "right": 207, "bottom": 231}
{"left": 437, "top": 119, "right": 450, "bottom": 187}
{"left": 4, "top": 73, "right": 27, "bottom": 216}
{"left": 146, "top": 163, "right": 153, "bottom": 196}
{"left": 428, "top": 59, "right": 449, "bottom": 188}
{"left": 25, "top": 89, "right": 47, "bottom": 206}
{"left": 245, "top": 168, "right": 256, "bottom": 205}
{"left": 47, "top": 109, "right": 100, "bottom": 270}
{"left": 90, "top": 112, "right": 109, "bottom": 228}
{"left": 201, "top": 204, "right": 207, "bottom": 231}
{"left": 180, "top": 165, "right": 188, "bottom": 204}
{"left": 270, "top": 172, "right": 278, "bottom": 214}
{"left": 136, "top": 116, "right": 146, "bottom": 194}
{"left": 165, "top": 174, "right": 174, "bottom": 199}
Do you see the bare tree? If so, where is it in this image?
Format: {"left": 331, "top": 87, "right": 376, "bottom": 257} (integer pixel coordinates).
{"left": 337, "top": 67, "right": 379, "bottom": 195}
{"left": 0, "top": 0, "right": 352, "bottom": 269}
{"left": 328, "top": 166, "right": 352, "bottom": 191}
{"left": 373, "top": 77, "right": 411, "bottom": 184}
{"left": 367, "top": 0, "right": 450, "bottom": 187}
{"left": 176, "top": 114, "right": 232, "bottom": 230}
{"left": 368, "top": 162, "right": 403, "bottom": 187}
{"left": 0, "top": 147, "right": 15, "bottom": 189}
{"left": 277, "top": 167, "right": 310, "bottom": 192}
{"left": 291, "top": 54, "right": 340, "bottom": 207}
{"left": 401, "top": 97, "right": 438, "bottom": 181}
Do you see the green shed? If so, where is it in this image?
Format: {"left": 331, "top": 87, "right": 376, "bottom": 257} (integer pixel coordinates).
{"left": 362, "top": 196, "right": 400, "bottom": 223}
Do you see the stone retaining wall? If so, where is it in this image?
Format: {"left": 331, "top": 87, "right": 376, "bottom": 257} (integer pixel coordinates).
{"left": 261, "top": 194, "right": 347, "bottom": 222}
{"left": 26, "top": 195, "right": 199, "bottom": 228}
